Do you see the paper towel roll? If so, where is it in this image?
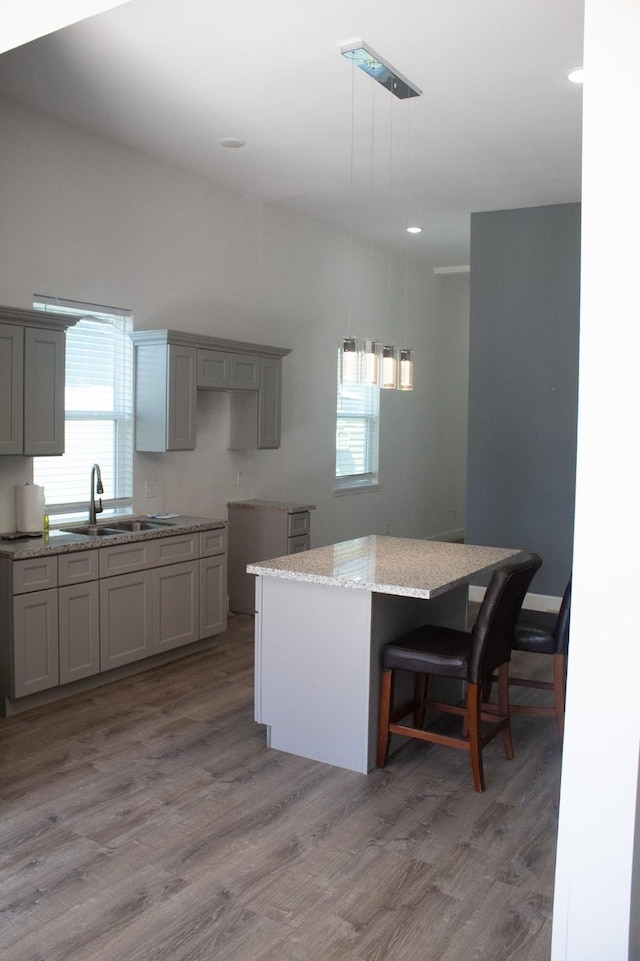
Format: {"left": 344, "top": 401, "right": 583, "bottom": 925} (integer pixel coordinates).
{"left": 15, "top": 483, "right": 46, "bottom": 533}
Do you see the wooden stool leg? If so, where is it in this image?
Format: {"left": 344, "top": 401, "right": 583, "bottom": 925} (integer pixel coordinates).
{"left": 414, "top": 673, "right": 428, "bottom": 729}
{"left": 554, "top": 653, "right": 567, "bottom": 744}
{"left": 467, "top": 682, "right": 485, "bottom": 792}
{"left": 497, "top": 662, "right": 514, "bottom": 759}
{"left": 377, "top": 668, "right": 394, "bottom": 768}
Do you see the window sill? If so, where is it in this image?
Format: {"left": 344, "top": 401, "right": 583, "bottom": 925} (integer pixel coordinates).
{"left": 333, "top": 482, "right": 381, "bottom": 496}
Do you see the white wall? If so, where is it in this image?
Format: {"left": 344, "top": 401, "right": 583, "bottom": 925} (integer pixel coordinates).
{"left": 0, "top": 97, "right": 469, "bottom": 547}
{"left": 551, "top": 1, "right": 640, "bottom": 958}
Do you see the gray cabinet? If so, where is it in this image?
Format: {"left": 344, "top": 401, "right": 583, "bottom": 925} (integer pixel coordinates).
{"left": 134, "top": 342, "right": 197, "bottom": 451}
{"left": 0, "top": 305, "right": 76, "bottom": 456}
{"left": 59, "top": 581, "right": 100, "bottom": 684}
{"left": 12, "top": 588, "right": 59, "bottom": 697}
{"left": 100, "top": 569, "right": 154, "bottom": 670}
{"left": 227, "top": 356, "right": 282, "bottom": 450}
{"left": 58, "top": 549, "right": 100, "bottom": 684}
{"left": 132, "top": 329, "right": 290, "bottom": 452}
{"left": 197, "top": 349, "right": 260, "bottom": 390}
{"left": 153, "top": 560, "right": 200, "bottom": 653}
{"left": 258, "top": 356, "right": 282, "bottom": 449}
{"left": 1, "top": 525, "right": 228, "bottom": 705}
{"left": 228, "top": 501, "right": 314, "bottom": 614}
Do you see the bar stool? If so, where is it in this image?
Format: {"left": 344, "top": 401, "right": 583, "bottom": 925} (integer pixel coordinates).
{"left": 377, "top": 553, "right": 542, "bottom": 792}
{"left": 506, "top": 577, "right": 571, "bottom": 742}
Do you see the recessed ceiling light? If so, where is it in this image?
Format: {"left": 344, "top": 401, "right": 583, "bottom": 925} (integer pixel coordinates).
{"left": 220, "top": 138, "right": 246, "bottom": 148}
{"left": 407, "top": 226, "right": 423, "bottom": 234}
{"left": 566, "top": 67, "right": 584, "bottom": 84}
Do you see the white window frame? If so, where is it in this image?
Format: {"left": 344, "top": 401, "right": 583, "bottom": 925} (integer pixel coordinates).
{"left": 335, "top": 358, "right": 380, "bottom": 493}
{"left": 32, "top": 296, "right": 134, "bottom": 522}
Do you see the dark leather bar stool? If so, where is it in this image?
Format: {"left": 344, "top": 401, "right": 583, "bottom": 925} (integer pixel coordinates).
{"left": 377, "top": 552, "right": 542, "bottom": 792}
{"left": 505, "top": 577, "right": 572, "bottom": 742}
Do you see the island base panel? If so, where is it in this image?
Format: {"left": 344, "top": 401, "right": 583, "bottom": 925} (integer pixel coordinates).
{"left": 254, "top": 576, "right": 468, "bottom": 773}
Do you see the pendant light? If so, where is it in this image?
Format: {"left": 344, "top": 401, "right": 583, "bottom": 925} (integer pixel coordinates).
{"left": 397, "top": 97, "right": 415, "bottom": 391}
{"left": 382, "top": 344, "right": 398, "bottom": 389}
{"left": 339, "top": 57, "right": 362, "bottom": 385}
{"left": 381, "top": 88, "right": 398, "bottom": 390}
{"left": 337, "top": 40, "right": 421, "bottom": 393}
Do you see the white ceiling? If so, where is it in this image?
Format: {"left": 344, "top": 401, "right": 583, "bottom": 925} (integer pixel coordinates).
{"left": 0, "top": 0, "right": 584, "bottom": 267}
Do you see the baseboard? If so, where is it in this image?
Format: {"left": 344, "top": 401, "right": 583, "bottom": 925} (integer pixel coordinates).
{"left": 468, "top": 585, "right": 561, "bottom": 613}
{"left": 429, "top": 527, "right": 466, "bottom": 543}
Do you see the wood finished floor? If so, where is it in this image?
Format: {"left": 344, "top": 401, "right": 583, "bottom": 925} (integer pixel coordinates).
{"left": 0, "top": 613, "right": 561, "bottom": 961}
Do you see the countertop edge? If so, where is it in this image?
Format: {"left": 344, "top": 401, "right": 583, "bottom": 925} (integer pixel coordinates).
{"left": 0, "top": 516, "right": 228, "bottom": 559}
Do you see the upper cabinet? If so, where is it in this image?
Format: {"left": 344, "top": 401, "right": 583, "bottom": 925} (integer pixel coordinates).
{"left": 131, "top": 329, "right": 290, "bottom": 452}
{"left": 0, "top": 305, "right": 77, "bottom": 457}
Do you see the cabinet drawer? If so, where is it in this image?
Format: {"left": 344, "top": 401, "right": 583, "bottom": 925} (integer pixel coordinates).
{"left": 13, "top": 555, "right": 58, "bottom": 594}
{"left": 287, "top": 512, "right": 310, "bottom": 538}
{"left": 199, "top": 527, "right": 228, "bottom": 557}
{"left": 100, "top": 539, "right": 161, "bottom": 577}
{"left": 288, "top": 534, "right": 310, "bottom": 554}
{"left": 155, "top": 533, "right": 198, "bottom": 566}
{"left": 58, "top": 550, "right": 100, "bottom": 585}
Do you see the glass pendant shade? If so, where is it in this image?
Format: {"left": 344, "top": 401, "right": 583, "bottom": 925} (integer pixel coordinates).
{"left": 398, "top": 348, "right": 414, "bottom": 390}
{"left": 381, "top": 344, "right": 398, "bottom": 389}
{"left": 362, "top": 338, "right": 382, "bottom": 386}
{"left": 340, "top": 336, "right": 361, "bottom": 384}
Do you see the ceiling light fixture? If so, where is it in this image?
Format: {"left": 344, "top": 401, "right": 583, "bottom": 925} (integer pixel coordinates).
{"left": 219, "top": 137, "right": 246, "bottom": 148}
{"left": 340, "top": 41, "right": 421, "bottom": 100}
{"left": 406, "top": 225, "right": 422, "bottom": 234}
{"left": 566, "top": 67, "right": 584, "bottom": 84}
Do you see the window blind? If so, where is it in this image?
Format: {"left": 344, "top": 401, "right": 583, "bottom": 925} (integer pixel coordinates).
{"left": 335, "top": 360, "right": 380, "bottom": 490}
{"left": 33, "top": 296, "right": 134, "bottom": 519}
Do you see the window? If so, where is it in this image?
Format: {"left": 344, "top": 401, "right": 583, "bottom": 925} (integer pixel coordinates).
{"left": 335, "top": 358, "right": 380, "bottom": 492}
{"left": 33, "top": 296, "right": 134, "bottom": 521}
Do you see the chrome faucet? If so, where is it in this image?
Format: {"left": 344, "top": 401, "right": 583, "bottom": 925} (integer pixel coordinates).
{"left": 89, "top": 463, "right": 104, "bottom": 525}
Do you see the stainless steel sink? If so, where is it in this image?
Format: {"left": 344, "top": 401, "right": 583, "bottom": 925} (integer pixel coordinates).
{"left": 61, "top": 524, "right": 125, "bottom": 536}
{"left": 61, "top": 519, "right": 175, "bottom": 537}
{"left": 107, "top": 520, "right": 175, "bottom": 532}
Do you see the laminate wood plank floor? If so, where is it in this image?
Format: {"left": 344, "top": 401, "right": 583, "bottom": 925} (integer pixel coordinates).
{"left": 0, "top": 613, "right": 562, "bottom": 961}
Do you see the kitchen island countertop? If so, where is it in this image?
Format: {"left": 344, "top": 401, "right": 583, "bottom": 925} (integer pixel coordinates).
{"left": 248, "top": 535, "right": 523, "bottom": 600}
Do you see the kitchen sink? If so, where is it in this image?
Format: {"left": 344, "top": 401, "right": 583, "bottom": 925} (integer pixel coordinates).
{"left": 61, "top": 524, "right": 125, "bottom": 536}
{"left": 61, "top": 519, "right": 176, "bottom": 537}
{"left": 107, "top": 519, "right": 175, "bottom": 532}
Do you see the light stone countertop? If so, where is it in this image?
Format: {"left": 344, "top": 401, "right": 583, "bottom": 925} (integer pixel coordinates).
{"left": 228, "top": 499, "right": 316, "bottom": 513}
{"left": 0, "top": 515, "right": 227, "bottom": 560}
{"left": 247, "top": 535, "right": 524, "bottom": 599}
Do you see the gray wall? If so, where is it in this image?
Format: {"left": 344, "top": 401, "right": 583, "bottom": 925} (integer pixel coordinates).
{"left": 466, "top": 203, "right": 580, "bottom": 596}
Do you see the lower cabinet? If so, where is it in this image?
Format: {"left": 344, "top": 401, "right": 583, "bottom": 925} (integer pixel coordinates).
{"left": 100, "top": 569, "right": 155, "bottom": 670}
{"left": 4, "top": 526, "right": 228, "bottom": 703}
{"left": 200, "top": 554, "right": 226, "bottom": 637}
{"left": 59, "top": 581, "right": 100, "bottom": 685}
{"left": 12, "top": 588, "right": 59, "bottom": 697}
{"left": 153, "top": 560, "right": 200, "bottom": 654}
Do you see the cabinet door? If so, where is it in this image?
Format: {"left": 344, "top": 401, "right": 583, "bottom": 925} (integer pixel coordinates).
{"left": 12, "top": 588, "right": 59, "bottom": 697}
{"left": 197, "top": 348, "right": 232, "bottom": 388}
{"left": 167, "top": 345, "right": 197, "bottom": 450}
{"left": 153, "top": 560, "right": 199, "bottom": 653}
{"left": 100, "top": 570, "right": 154, "bottom": 670}
{"left": 23, "top": 326, "right": 66, "bottom": 456}
{"left": 230, "top": 353, "right": 260, "bottom": 390}
{"left": 200, "top": 554, "right": 227, "bottom": 637}
{"left": 0, "top": 324, "right": 24, "bottom": 455}
{"left": 257, "top": 356, "right": 282, "bottom": 449}
{"left": 59, "top": 581, "right": 100, "bottom": 684}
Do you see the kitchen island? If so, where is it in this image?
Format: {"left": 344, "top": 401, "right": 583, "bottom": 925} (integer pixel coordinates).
{"left": 248, "top": 535, "right": 523, "bottom": 773}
